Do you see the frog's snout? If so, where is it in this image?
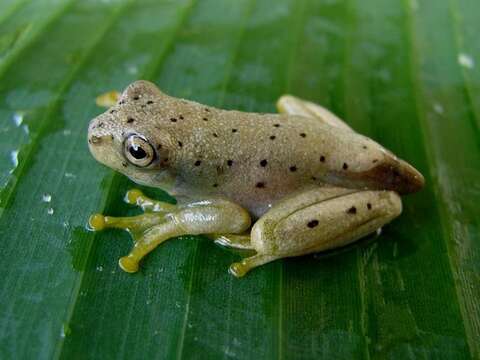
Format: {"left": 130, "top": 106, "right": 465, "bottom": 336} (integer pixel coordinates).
{"left": 89, "top": 135, "right": 103, "bottom": 145}
{"left": 88, "top": 118, "right": 108, "bottom": 146}
{"left": 87, "top": 114, "right": 117, "bottom": 166}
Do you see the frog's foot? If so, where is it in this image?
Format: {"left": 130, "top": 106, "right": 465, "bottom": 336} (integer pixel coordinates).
{"left": 276, "top": 94, "right": 353, "bottom": 132}
{"left": 118, "top": 221, "right": 181, "bottom": 273}
{"left": 229, "top": 186, "right": 402, "bottom": 277}
{"left": 124, "top": 189, "right": 176, "bottom": 213}
{"left": 210, "top": 233, "right": 253, "bottom": 250}
{"left": 229, "top": 254, "right": 280, "bottom": 277}
{"left": 90, "top": 191, "right": 251, "bottom": 273}
{"left": 88, "top": 212, "right": 165, "bottom": 234}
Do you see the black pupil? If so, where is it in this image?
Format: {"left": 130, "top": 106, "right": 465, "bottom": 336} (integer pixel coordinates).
{"left": 129, "top": 144, "right": 147, "bottom": 159}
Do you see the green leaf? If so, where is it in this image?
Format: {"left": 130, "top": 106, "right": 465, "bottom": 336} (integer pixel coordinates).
{"left": 1, "top": 0, "right": 479, "bottom": 359}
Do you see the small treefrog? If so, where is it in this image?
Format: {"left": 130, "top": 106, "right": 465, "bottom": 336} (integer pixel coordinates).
{"left": 88, "top": 81, "right": 424, "bottom": 277}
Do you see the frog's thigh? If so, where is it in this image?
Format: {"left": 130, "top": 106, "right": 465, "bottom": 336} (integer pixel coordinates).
{"left": 119, "top": 198, "right": 251, "bottom": 273}
{"left": 276, "top": 94, "right": 353, "bottom": 131}
{"left": 231, "top": 187, "right": 402, "bottom": 277}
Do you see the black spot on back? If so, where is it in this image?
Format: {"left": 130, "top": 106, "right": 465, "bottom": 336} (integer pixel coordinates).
{"left": 232, "top": 128, "right": 238, "bottom": 133}
{"left": 194, "top": 160, "right": 201, "bottom": 166}
{"left": 320, "top": 155, "right": 326, "bottom": 162}
{"left": 147, "top": 100, "right": 154, "bottom": 104}
{"left": 300, "top": 133, "right": 306, "bottom": 138}
{"left": 227, "top": 160, "right": 233, "bottom": 166}
{"left": 256, "top": 182, "right": 265, "bottom": 188}
{"left": 127, "top": 117, "right": 134, "bottom": 123}
{"left": 270, "top": 135, "right": 276, "bottom": 140}
{"left": 367, "top": 203, "right": 372, "bottom": 210}
{"left": 289, "top": 165, "right": 297, "bottom": 172}
{"left": 347, "top": 206, "right": 357, "bottom": 214}
{"left": 260, "top": 159, "right": 268, "bottom": 167}
{"left": 170, "top": 117, "right": 177, "bottom": 122}
{"left": 307, "top": 220, "right": 319, "bottom": 228}
{"left": 343, "top": 163, "right": 349, "bottom": 170}
{"left": 178, "top": 141, "right": 183, "bottom": 148}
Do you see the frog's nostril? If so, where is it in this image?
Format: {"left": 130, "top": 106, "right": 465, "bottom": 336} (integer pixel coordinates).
{"left": 89, "top": 135, "right": 102, "bottom": 145}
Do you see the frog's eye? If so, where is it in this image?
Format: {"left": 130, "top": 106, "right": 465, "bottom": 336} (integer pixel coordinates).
{"left": 124, "top": 134, "right": 156, "bottom": 167}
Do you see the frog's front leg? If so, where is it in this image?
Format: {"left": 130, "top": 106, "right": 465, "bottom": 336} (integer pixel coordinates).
{"left": 89, "top": 190, "right": 251, "bottom": 273}
{"left": 230, "top": 186, "right": 402, "bottom": 277}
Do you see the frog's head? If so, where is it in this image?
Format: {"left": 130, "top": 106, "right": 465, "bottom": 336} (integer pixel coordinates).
{"left": 88, "top": 81, "right": 176, "bottom": 187}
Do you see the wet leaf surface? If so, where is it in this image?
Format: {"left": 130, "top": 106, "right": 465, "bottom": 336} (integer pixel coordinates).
{"left": 0, "top": 0, "right": 479, "bottom": 359}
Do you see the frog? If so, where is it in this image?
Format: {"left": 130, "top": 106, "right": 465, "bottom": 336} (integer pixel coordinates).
{"left": 87, "top": 80, "right": 424, "bottom": 277}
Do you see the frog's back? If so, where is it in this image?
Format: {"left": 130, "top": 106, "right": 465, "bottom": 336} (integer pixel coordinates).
{"left": 88, "top": 81, "right": 423, "bottom": 218}
{"left": 151, "top": 93, "right": 404, "bottom": 217}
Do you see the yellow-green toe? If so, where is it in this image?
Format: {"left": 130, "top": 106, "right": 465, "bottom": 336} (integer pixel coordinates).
{"left": 229, "top": 262, "right": 247, "bottom": 278}
{"left": 125, "top": 189, "right": 143, "bottom": 205}
{"left": 119, "top": 256, "right": 139, "bottom": 273}
{"left": 89, "top": 214, "right": 106, "bottom": 231}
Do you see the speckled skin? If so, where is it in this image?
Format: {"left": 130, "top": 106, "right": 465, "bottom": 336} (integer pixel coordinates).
{"left": 89, "top": 81, "right": 422, "bottom": 218}
{"left": 87, "top": 81, "right": 424, "bottom": 276}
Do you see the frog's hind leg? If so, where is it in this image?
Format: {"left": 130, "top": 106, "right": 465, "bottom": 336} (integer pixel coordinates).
{"left": 89, "top": 189, "right": 251, "bottom": 273}
{"left": 276, "top": 95, "right": 353, "bottom": 132}
{"left": 229, "top": 186, "right": 402, "bottom": 277}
